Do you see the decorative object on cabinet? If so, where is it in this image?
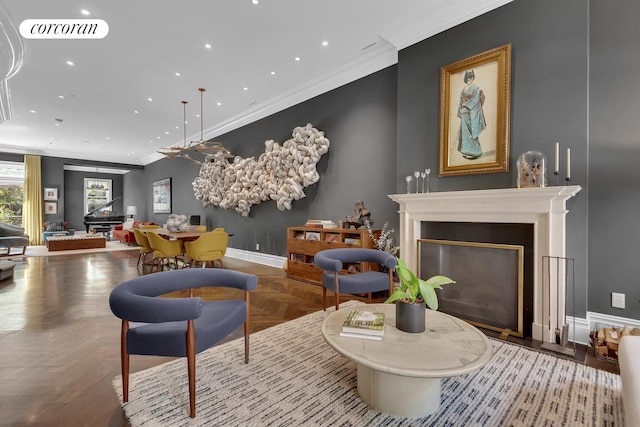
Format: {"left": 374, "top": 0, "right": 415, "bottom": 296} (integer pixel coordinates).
{"left": 152, "top": 178, "right": 172, "bottom": 214}
{"left": 192, "top": 123, "right": 330, "bottom": 217}
{"left": 43, "top": 187, "right": 58, "bottom": 201}
{"left": 517, "top": 150, "right": 547, "bottom": 188}
{"left": 439, "top": 44, "right": 512, "bottom": 177}
{"left": 286, "top": 226, "right": 380, "bottom": 286}
{"left": 367, "top": 222, "right": 399, "bottom": 257}
{"left": 344, "top": 200, "right": 373, "bottom": 230}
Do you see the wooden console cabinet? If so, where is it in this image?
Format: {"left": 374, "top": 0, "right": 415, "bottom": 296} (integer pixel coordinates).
{"left": 286, "top": 227, "right": 380, "bottom": 285}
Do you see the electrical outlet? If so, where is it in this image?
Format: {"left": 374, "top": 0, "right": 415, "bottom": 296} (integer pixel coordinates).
{"left": 255, "top": 243, "right": 259, "bottom": 251}
{"left": 612, "top": 292, "right": 625, "bottom": 309}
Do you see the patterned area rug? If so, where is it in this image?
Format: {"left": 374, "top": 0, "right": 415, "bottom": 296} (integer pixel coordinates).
{"left": 113, "top": 301, "right": 623, "bottom": 426}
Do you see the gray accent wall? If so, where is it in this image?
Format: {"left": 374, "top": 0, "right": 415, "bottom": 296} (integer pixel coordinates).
{"left": 589, "top": 0, "right": 640, "bottom": 318}
{"left": 141, "top": 66, "right": 399, "bottom": 256}
{"left": 397, "top": 0, "right": 590, "bottom": 317}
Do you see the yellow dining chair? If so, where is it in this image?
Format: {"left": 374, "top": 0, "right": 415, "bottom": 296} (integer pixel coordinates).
{"left": 147, "top": 232, "right": 185, "bottom": 272}
{"left": 133, "top": 229, "right": 154, "bottom": 269}
{"left": 184, "top": 230, "right": 229, "bottom": 268}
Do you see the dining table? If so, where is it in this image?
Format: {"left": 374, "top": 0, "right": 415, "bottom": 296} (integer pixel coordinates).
{"left": 141, "top": 228, "right": 206, "bottom": 242}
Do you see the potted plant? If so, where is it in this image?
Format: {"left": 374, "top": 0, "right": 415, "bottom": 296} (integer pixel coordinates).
{"left": 385, "top": 257, "right": 455, "bottom": 333}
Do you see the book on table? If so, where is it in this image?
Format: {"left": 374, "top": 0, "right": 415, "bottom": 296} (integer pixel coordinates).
{"left": 339, "top": 331, "right": 383, "bottom": 340}
{"left": 340, "top": 309, "right": 385, "bottom": 338}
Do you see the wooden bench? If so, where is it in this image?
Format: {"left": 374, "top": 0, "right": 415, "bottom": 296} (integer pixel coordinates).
{"left": 47, "top": 235, "right": 107, "bottom": 251}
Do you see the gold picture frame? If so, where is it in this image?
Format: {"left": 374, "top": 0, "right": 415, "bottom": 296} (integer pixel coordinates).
{"left": 439, "top": 44, "right": 512, "bottom": 176}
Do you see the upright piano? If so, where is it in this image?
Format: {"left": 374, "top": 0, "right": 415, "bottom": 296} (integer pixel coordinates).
{"left": 83, "top": 197, "right": 125, "bottom": 233}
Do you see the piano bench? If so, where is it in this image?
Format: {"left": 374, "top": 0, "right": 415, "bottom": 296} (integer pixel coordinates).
{"left": 91, "top": 226, "right": 112, "bottom": 240}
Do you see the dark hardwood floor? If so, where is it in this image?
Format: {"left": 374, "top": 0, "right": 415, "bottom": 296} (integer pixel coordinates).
{"left": 0, "top": 250, "right": 620, "bottom": 426}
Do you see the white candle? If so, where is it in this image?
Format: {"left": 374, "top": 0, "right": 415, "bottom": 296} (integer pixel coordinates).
{"left": 554, "top": 142, "right": 559, "bottom": 173}
{"left": 566, "top": 148, "right": 571, "bottom": 180}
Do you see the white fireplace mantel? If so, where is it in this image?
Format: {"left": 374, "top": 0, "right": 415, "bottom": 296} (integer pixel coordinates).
{"left": 389, "top": 185, "right": 582, "bottom": 343}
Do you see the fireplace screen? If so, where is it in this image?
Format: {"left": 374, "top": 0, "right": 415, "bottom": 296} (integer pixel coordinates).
{"left": 418, "top": 239, "right": 524, "bottom": 337}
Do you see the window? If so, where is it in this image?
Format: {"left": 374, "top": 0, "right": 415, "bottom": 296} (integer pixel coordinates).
{"left": 0, "top": 161, "right": 25, "bottom": 226}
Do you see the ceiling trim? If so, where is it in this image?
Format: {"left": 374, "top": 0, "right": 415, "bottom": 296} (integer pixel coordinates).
{"left": 63, "top": 164, "right": 130, "bottom": 175}
{"left": 143, "top": 38, "right": 398, "bottom": 165}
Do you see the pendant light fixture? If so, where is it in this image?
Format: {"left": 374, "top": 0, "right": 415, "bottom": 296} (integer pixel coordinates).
{"left": 158, "top": 88, "right": 233, "bottom": 163}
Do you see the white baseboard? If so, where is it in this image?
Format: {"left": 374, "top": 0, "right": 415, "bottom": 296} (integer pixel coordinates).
{"left": 567, "top": 312, "right": 640, "bottom": 345}
{"left": 225, "top": 248, "right": 286, "bottom": 269}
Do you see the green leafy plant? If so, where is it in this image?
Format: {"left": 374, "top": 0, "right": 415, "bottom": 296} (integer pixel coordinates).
{"left": 385, "top": 257, "right": 455, "bottom": 310}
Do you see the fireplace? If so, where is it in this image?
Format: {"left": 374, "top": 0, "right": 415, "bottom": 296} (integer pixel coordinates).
{"left": 389, "top": 186, "right": 581, "bottom": 344}
{"left": 419, "top": 238, "right": 525, "bottom": 337}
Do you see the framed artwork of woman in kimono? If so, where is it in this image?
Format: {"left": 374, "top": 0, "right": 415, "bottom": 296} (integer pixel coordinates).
{"left": 438, "top": 44, "right": 512, "bottom": 177}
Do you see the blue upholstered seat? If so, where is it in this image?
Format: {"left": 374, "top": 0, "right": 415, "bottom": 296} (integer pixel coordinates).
{"left": 109, "top": 268, "right": 258, "bottom": 418}
{"left": 314, "top": 248, "right": 396, "bottom": 310}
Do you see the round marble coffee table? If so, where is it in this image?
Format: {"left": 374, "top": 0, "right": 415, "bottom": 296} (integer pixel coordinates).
{"left": 321, "top": 303, "right": 492, "bottom": 418}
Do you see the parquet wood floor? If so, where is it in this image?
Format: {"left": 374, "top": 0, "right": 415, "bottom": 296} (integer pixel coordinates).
{"left": 0, "top": 251, "right": 619, "bottom": 426}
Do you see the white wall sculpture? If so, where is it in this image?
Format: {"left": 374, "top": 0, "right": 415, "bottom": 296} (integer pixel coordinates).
{"left": 192, "top": 123, "right": 330, "bottom": 217}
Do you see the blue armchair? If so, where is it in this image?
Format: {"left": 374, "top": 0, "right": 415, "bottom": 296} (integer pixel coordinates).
{"left": 314, "top": 248, "right": 397, "bottom": 310}
{"left": 109, "top": 268, "right": 258, "bottom": 418}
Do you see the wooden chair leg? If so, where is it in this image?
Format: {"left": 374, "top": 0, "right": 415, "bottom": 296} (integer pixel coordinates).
{"left": 186, "top": 320, "right": 196, "bottom": 418}
{"left": 244, "top": 290, "right": 250, "bottom": 364}
{"left": 334, "top": 273, "right": 340, "bottom": 310}
{"left": 121, "top": 321, "right": 130, "bottom": 403}
{"left": 322, "top": 285, "right": 327, "bottom": 311}
{"left": 367, "top": 292, "right": 372, "bottom": 304}
{"left": 217, "top": 259, "right": 224, "bottom": 269}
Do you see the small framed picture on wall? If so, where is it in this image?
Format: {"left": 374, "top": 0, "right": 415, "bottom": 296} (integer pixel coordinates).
{"left": 45, "top": 201, "right": 58, "bottom": 215}
{"left": 44, "top": 188, "right": 58, "bottom": 201}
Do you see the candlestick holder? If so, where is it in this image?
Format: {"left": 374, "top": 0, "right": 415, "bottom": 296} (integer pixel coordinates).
{"left": 565, "top": 177, "right": 571, "bottom": 185}
{"left": 405, "top": 176, "right": 412, "bottom": 194}
{"left": 554, "top": 171, "right": 559, "bottom": 186}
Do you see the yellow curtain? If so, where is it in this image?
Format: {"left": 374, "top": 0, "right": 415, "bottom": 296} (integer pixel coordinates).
{"left": 22, "top": 154, "right": 43, "bottom": 245}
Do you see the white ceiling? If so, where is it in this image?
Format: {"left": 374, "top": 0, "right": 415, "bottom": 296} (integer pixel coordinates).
{"left": 0, "top": 0, "right": 510, "bottom": 166}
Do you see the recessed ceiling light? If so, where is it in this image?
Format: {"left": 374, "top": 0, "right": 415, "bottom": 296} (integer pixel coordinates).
{"left": 270, "top": 71, "right": 276, "bottom": 75}
{"left": 243, "top": 87, "right": 248, "bottom": 91}
{"left": 252, "top": 0, "right": 259, "bottom": 4}
{"left": 175, "top": 72, "right": 181, "bottom": 76}
{"left": 147, "top": 98, "right": 153, "bottom": 102}
{"left": 216, "top": 102, "right": 222, "bottom": 106}
{"left": 204, "top": 43, "right": 212, "bottom": 49}
{"left": 105, "top": 137, "right": 110, "bottom": 140}
{"left": 30, "top": 110, "right": 36, "bottom": 113}
{"left": 66, "top": 60, "right": 75, "bottom": 66}
{"left": 157, "top": 136, "right": 161, "bottom": 139}
{"left": 294, "top": 57, "right": 301, "bottom": 61}
{"left": 134, "top": 110, "right": 139, "bottom": 114}
{"left": 80, "top": 9, "right": 91, "bottom": 16}
{"left": 165, "top": 131, "right": 170, "bottom": 135}
{"left": 175, "top": 126, "right": 179, "bottom": 129}
{"left": 58, "top": 95, "right": 65, "bottom": 99}
{"left": 322, "top": 41, "right": 329, "bottom": 47}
